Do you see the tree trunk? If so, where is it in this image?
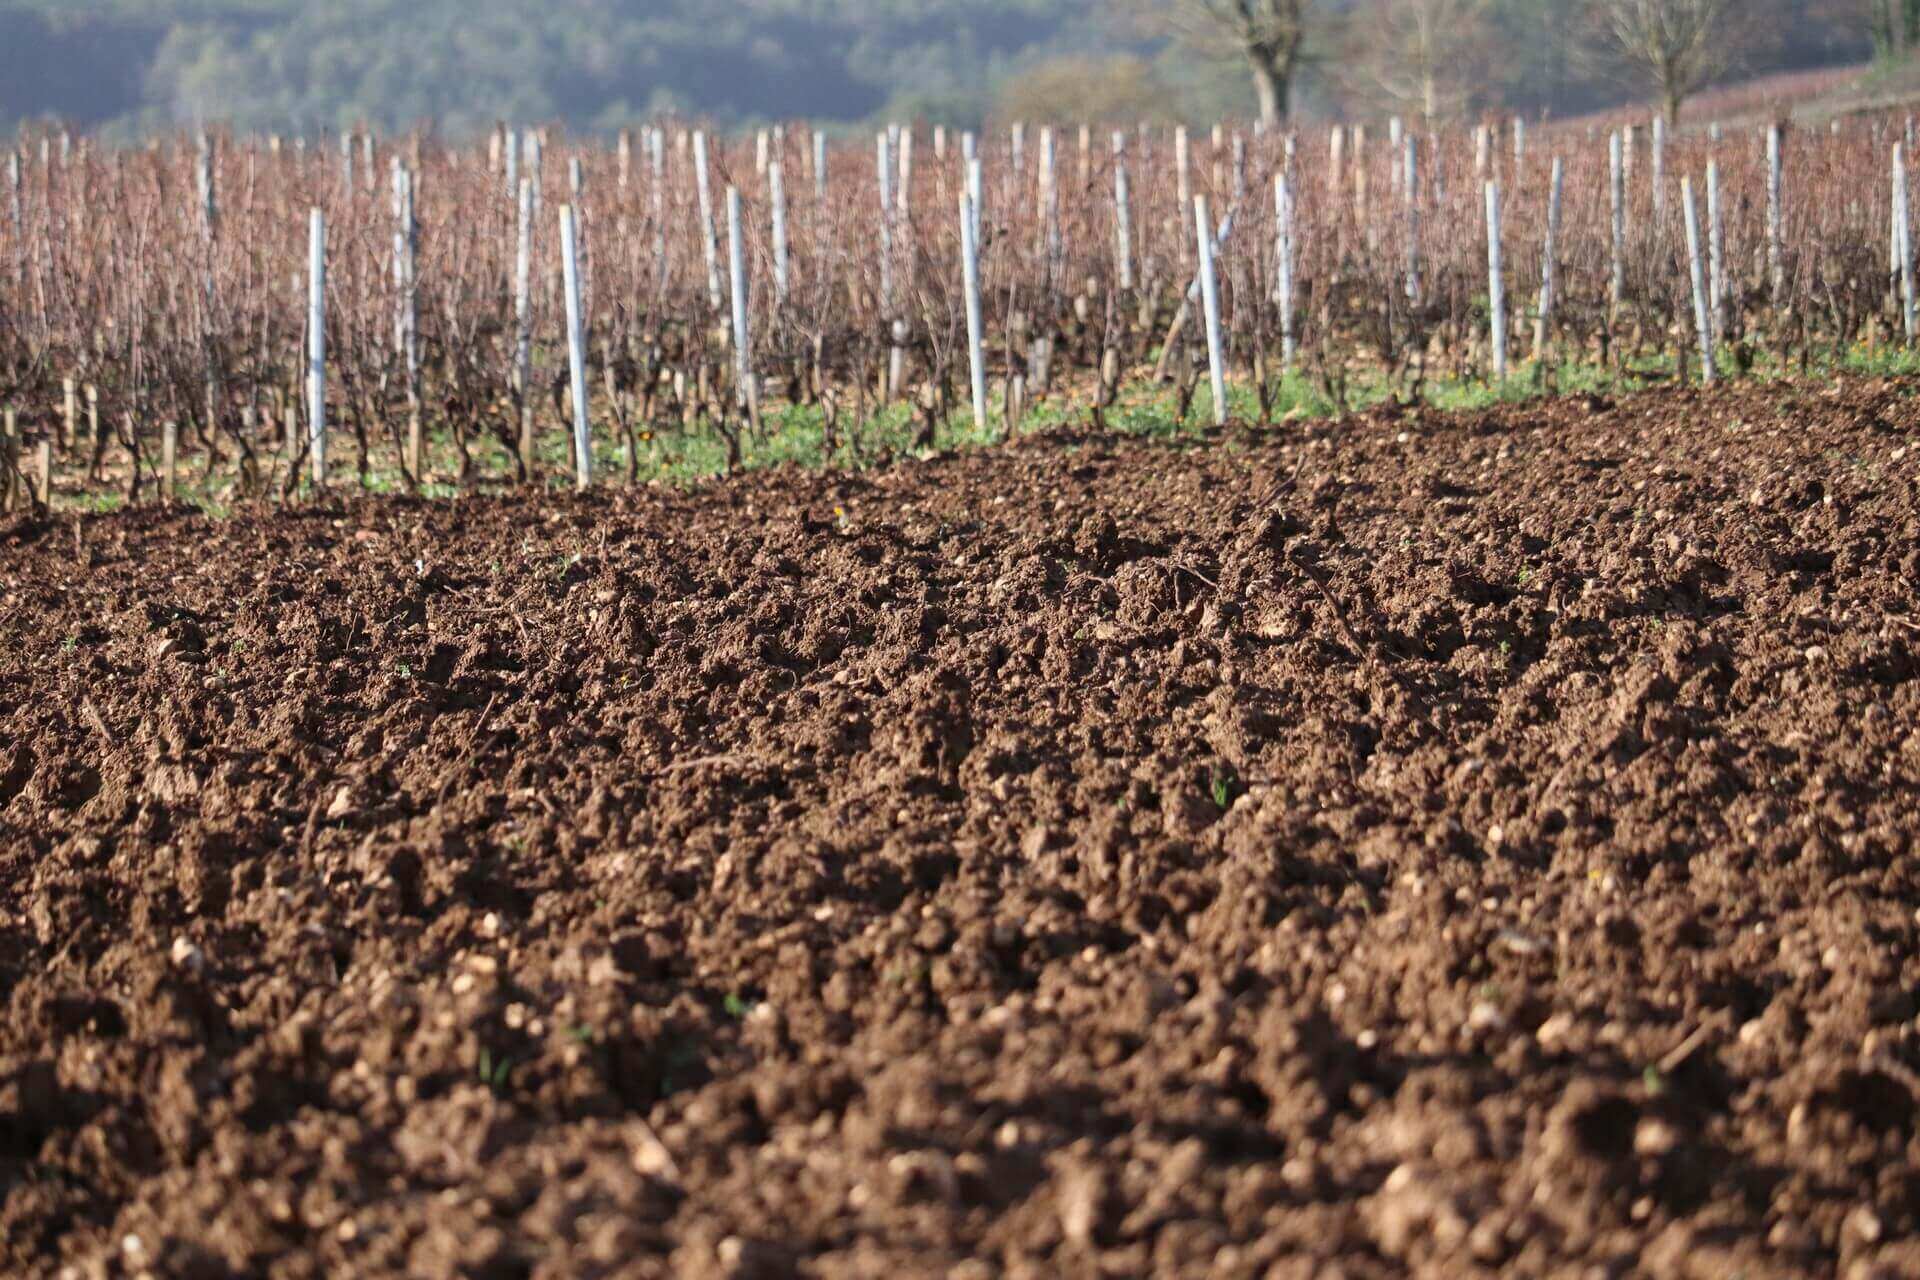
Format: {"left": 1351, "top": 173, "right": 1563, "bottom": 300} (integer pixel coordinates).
{"left": 1663, "top": 83, "right": 1682, "bottom": 128}
{"left": 1249, "top": 51, "right": 1289, "bottom": 128}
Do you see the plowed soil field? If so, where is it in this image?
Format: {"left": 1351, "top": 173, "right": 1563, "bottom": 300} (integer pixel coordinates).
{"left": 3, "top": 379, "right": 1919, "bottom": 1278}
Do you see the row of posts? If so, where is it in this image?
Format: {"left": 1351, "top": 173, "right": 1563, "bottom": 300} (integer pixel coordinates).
{"left": 51, "top": 115, "right": 1914, "bottom": 502}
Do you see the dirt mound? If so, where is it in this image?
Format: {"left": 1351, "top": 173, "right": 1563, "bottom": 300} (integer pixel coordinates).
{"left": 1, "top": 378, "right": 1917, "bottom": 1277}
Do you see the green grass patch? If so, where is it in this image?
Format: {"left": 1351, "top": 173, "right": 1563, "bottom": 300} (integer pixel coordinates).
{"left": 38, "top": 340, "right": 1920, "bottom": 517}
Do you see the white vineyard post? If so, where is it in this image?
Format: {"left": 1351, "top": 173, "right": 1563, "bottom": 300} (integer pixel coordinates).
{"left": 197, "top": 133, "right": 217, "bottom": 236}
{"left": 1276, "top": 172, "right": 1296, "bottom": 369}
{"left": 1194, "top": 194, "right": 1228, "bottom": 427}
{"left": 1535, "top": 156, "right": 1564, "bottom": 357}
{"left": 1115, "top": 154, "right": 1134, "bottom": 291}
{"left": 1766, "top": 123, "right": 1785, "bottom": 299}
{"left": 197, "top": 133, "right": 220, "bottom": 454}
{"left": 392, "top": 161, "right": 421, "bottom": 478}
{"left": 1404, "top": 135, "right": 1421, "bottom": 301}
{"left": 1652, "top": 116, "right": 1667, "bottom": 226}
{"left": 1609, "top": 132, "right": 1626, "bottom": 313}
{"left": 569, "top": 154, "right": 588, "bottom": 307}
{"left": 725, "top": 186, "right": 757, "bottom": 416}
{"left": 1707, "top": 158, "right": 1725, "bottom": 343}
{"left": 693, "top": 131, "right": 723, "bottom": 310}
{"left": 1681, "top": 177, "right": 1716, "bottom": 385}
{"left": 960, "top": 192, "right": 987, "bottom": 432}
{"left": 527, "top": 130, "right": 544, "bottom": 224}
{"left": 515, "top": 178, "right": 535, "bottom": 473}
{"left": 898, "top": 125, "right": 913, "bottom": 223}
{"left": 769, "top": 158, "right": 789, "bottom": 305}
{"left": 1895, "top": 143, "right": 1905, "bottom": 317}
{"left": 649, "top": 129, "right": 667, "bottom": 289}
{"left": 967, "top": 155, "right": 983, "bottom": 248}
{"left": 1485, "top": 182, "right": 1507, "bottom": 382}
{"left": 1897, "top": 145, "right": 1916, "bottom": 343}
{"left": 896, "top": 126, "right": 914, "bottom": 295}
{"left": 560, "top": 203, "right": 592, "bottom": 489}
{"left": 876, "top": 131, "right": 902, "bottom": 400}
{"left": 162, "top": 420, "right": 177, "bottom": 502}
{"left": 307, "top": 207, "right": 327, "bottom": 486}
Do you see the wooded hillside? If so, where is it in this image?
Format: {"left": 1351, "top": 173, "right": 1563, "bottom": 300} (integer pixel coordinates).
{"left": 0, "top": 0, "right": 1879, "bottom": 136}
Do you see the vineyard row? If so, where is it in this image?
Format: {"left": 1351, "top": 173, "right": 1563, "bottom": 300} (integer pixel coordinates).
{"left": 0, "top": 113, "right": 1915, "bottom": 506}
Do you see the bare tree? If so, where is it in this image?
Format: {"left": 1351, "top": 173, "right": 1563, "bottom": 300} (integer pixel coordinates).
{"left": 1600, "top": 0, "right": 1734, "bottom": 125}
{"left": 1346, "top": 0, "right": 1493, "bottom": 126}
{"left": 1868, "top": 0, "right": 1920, "bottom": 59}
{"left": 1128, "top": 0, "right": 1322, "bottom": 127}
{"left": 996, "top": 55, "right": 1180, "bottom": 125}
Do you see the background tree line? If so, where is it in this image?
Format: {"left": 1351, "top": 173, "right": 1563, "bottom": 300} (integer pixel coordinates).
{"left": 0, "top": 0, "right": 1885, "bottom": 139}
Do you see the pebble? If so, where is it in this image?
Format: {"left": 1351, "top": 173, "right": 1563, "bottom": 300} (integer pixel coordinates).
{"left": 1495, "top": 929, "right": 1547, "bottom": 957}
{"left": 1768, "top": 1219, "right": 1813, "bottom": 1252}
{"left": 1468, "top": 1001, "right": 1506, "bottom": 1032}
{"left": 170, "top": 936, "right": 206, "bottom": 974}
{"left": 1535, "top": 1013, "right": 1575, "bottom": 1049}
{"left": 1633, "top": 1117, "right": 1679, "bottom": 1157}
{"left": 1845, "top": 1205, "right": 1884, "bottom": 1245}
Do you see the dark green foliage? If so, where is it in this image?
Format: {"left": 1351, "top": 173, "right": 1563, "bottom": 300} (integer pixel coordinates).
{"left": 0, "top": 0, "right": 1110, "bottom": 136}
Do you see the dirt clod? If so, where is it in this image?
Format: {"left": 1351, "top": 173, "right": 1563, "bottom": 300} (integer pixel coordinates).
{"left": 1, "top": 381, "right": 1918, "bottom": 1274}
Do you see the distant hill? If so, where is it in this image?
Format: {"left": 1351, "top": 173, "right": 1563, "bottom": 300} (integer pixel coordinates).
{"left": 0, "top": 0, "right": 1882, "bottom": 139}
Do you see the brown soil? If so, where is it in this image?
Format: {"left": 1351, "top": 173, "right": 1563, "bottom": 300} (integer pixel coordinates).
{"left": 1, "top": 378, "right": 1918, "bottom": 1279}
